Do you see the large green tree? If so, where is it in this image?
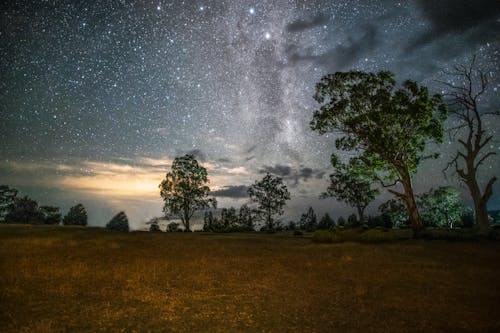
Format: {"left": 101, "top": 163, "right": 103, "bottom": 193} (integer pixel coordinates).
{"left": 311, "top": 71, "right": 446, "bottom": 235}
{"left": 159, "top": 154, "right": 216, "bottom": 232}
{"left": 321, "top": 155, "right": 379, "bottom": 225}
{"left": 248, "top": 173, "right": 291, "bottom": 231}
{"left": 418, "top": 187, "right": 464, "bottom": 229}
{"left": 441, "top": 56, "right": 498, "bottom": 234}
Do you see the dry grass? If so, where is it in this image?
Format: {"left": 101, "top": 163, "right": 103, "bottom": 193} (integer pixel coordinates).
{"left": 1, "top": 225, "right": 499, "bottom": 332}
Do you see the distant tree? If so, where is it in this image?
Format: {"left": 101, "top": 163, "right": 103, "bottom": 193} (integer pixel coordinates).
{"left": 0, "top": 185, "right": 18, "bottom": 222}
{"left": 40, "top": 206, "right": 62, "bottom": 225}
{"left": 460, "top": 207, "right": 475, "bottom": 228}
{"left": 63, "top": 204, "right": 88, "bottom": 226}
{"left": 419, "top": 187, "right": 464, "bottom": 228}
{"left": 337, "top": 216, "right": 346, "bottom": 227}
{"left": 248, "top": 173, "right": 291, "bottom": 231}
{"left": 379, "top": 199, "right": 407, "bottom": 228}
{"left": 441, "top": 56, "right": 499, "bottom": 234}
{"left": 311, "top": 71, "right": 447, "bottom": 235}
{"left": 167, "top": 222, "right": 180, "bottom": 232}
{"left": 347, "top": 213, "right": 358, "bottom": 228}
{"left": 5, "top": 196, "right": 43, "bottom": 224}
{"left": 238, "top": 204, "right": 255, "bottom": 231}
{"left": 149, "top": 222, "right": 161, "bottom": 232}
{"left": 221, "top": 207, "right": 238, "bottom": 230}
{"left": 321, "top": 156, "right": 379, "bottom": 225}
{"left": 318, "top": 213, "right": 335, "bottom": 230}
{"left": 106, "top": 212, "right": 129, "bottom": 232}
{"left": 203, "top": 211, "right": 214, "bottom": 232}
{"left": 299, "top": 206, "right": 317, "bottom": 231}
{"left": 159, "top": 155, "right": 216, "bottom": 232}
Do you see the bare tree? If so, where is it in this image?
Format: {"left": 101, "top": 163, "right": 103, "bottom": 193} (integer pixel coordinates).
{"left": 441, "top": 55, "right": 499, "bottom": 234}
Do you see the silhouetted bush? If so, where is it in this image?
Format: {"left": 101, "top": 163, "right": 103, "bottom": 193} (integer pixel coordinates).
{"left": 106, "top": 212, "right": 129, "bottom": 232}
{"left": 63, "top": 204, "right": 87, "bottom": 226}
{"left": 5, "top": 196, "right": 44, "bottom": 224}
{"left": 167, "top": 222, "right": 180, "bottom": 232}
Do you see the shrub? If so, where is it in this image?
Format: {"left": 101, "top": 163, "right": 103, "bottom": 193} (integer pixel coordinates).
{"left": 312, "top": 230, "right": 336, "bottom": 243}
{"left": 167, "top": 222, "right": 180, "bottom": 232}
{"left": 106, "top": 212, "right": 129, "bottom": 232}
{"left": 63, "top": 204, "right": 87, "bottom": 226}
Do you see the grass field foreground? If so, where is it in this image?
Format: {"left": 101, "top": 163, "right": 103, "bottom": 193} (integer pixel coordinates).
{"left": 1, "top": 225, "right": 499, "bottom": 332}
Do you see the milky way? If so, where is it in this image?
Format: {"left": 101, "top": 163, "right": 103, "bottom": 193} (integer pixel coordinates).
{"left": 1, "top": 1, "right": 499, "bottom": 228}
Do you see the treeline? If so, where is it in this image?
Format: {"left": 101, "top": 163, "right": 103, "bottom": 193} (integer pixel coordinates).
{"left": 0, "top": 185, "right": 129, "bottom": 232}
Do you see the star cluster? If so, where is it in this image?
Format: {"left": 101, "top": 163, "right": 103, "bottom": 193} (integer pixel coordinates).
{"left": 1, "top": 0, "right": 499, "bottom": 227}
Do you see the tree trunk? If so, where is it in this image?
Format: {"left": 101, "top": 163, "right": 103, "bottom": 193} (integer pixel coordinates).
{"left": 398, "top": 166, "right": 423, "bottom": 237}
{"left": 183, "top": 208, "right": 191, "bottom": 232}
{"left": 356, "top": 206, "right": 365, "bottom": 226}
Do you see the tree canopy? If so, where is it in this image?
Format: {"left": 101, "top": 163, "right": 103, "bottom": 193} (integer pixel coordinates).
{"left": 159, "top": 154, "right": 216, "bottom": 232}
{"left": 311, "top": 71, "right": 447, "bottom": 235}
{"left": 106, "top": 211, "right": 130, "bottom": 232}
{"left": 248, "top": 173, "right": 291, "bottom": 231}
{"left": 321, "top": 155, "right": 379, "bottom": 225}
{"left": 63, "top": 204, "right": 88, "bottom": 226}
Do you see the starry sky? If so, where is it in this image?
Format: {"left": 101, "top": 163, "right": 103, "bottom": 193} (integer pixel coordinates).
{"left": 1, "top": 0, "right": 499, "bottom": 229}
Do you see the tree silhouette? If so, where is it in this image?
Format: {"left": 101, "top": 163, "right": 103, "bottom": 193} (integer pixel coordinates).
{"left": 248, "top": 173, "right": 290, "bottom": 231}
{"left": 299, "top": 206, "right": 317, "bottom": 231}
{"left": 40, "top": 206, "right": 62, "bottom": 225}
{"left": 0, "top": 185, "right": 18, "bottom": 222}
{"left": 106, "top": 211, "right": 129, "bottom": 232}
{"left": 238, "top": 204, "right": 255, "bottom": 231}
{"left": 321, "top": 155, "right": 379, "bottom": 225}
{"left": 441, "top": 55, "right": 499, "bottom": 234}
{"left": 311, "top": 71, "right": 446, "bottom": 235}
{"left": 63, "top": 204, "right": 88, "bottom": 226}
{"left": 318, "top": 213, "right": 335, "bottom": 230}
{"left": 5, "top": 196, "right": 43, "bottom": 224}
{"left": 159, "top": 154, "right": 216, "bottom": 232}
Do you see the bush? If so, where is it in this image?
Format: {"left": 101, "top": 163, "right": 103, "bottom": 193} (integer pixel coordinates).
{"left": 149, "top": 222, "right": 161, "bottom": 232}
{"left": 312, "top": 230, "right": 336, "bottom": 243}
{"left": 106, "top": 212, "right": 129, "bottom": 232}
{"left": 63, "top": 204, "right": 87, "bottom": 226}
{"left": 167, "top": 222, "right": 180, "bottom": 232}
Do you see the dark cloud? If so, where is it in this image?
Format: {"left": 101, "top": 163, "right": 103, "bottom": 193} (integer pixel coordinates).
{"left": 260, "top": 164, "right": 326, "bottom": 185}
{"left": 211, "top": 185, "right": 249, "bottom": 198}
{"left": 184, "top": 149, "right": 207, "bottom": 162}
{"left": 286, "top": 14, "right": 329, "bottom": 32}
{"left": 407, "top": 0, "right": 500, "bottom": 52}
{"left": 287, "top": 25, "right": 378, "bottom": 71}
{"left": 217, "top": 157, "right": 231, "bottom": 163}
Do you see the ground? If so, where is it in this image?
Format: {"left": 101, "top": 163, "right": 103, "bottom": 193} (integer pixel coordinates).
{"left": 1, "top": 225, "right": 499, "bottom": 332}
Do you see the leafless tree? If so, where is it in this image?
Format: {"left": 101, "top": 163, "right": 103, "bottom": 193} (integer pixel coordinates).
{"left": 441, "top": 55, "right": 499, "bottom": 234}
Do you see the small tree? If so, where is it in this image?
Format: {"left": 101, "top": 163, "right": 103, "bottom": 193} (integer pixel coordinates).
{"left": 0, "top": 185, "right": 18, "bottom": 222}
{"left": 5, "top": 196, "right": 43, "bottom": 224}
{"left": 379, "top": 199, "right": 408, "bottom": 228}
{"left": 318, "top": 213, "right": 335, "bottom": 230}
{"left": 106, "top": 212, "right": 129, "bottom": 232}
{"left": 441, "top": 56, "right": 499, "bottom": 234}
{"left": 167, "top": 222, "right": 180, "bottom": 232}
{"left": 299, "top": 206, "right": 317, "bottom": 231}
{"left": 40, "top": 206, "right": 62, "bottom": 225}
{"left": 311, "top": 71, "right": 447, "bottom": 235}
{"left": 203, "top": 211, "right": 214, "bottom": 232}
{"left": 321, "top": 156, "right": 379, "bottom": 225}
{"left": 63, "top": 204, "right": 88, "bottom": 226}
{"left": 248, "top": 173, "right": 291, "bottom": 231}
{"left": 419, "top": 187, "right": 463, "bottom": 229}
{"left": 337, "top": 216, "right": 346, "bottom": 227}
{"left": 149, "top": 222, "right": 161, "bottom": 232}
{"left": 347, "top": 213, "right": 358, "bottom": 228}
{"left": 221, "top": 207, "right": 238, "bottom": 230}
{"left": 159, "top": 155, "right": 216, "bottom": 232}
{"left": 238, "top": 204, "right": 255, "bottom": 231}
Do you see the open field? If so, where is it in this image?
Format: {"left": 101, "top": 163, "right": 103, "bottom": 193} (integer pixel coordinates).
{"left": 1, "top": 225, "right": 499, "bottom": 332}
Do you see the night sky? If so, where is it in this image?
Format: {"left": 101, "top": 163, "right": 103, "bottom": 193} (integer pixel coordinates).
{"left": 1, "top": 0, "right": 499, "bottom": 229}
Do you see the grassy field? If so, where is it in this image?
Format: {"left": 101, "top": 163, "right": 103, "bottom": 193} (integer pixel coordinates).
{"left": 1, "top": 225, "right": 499, "bottom": 332}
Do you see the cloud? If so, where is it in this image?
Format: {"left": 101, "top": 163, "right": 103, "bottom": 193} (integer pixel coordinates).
{"left": 286, "top": 14, "right": 329, "bottom": 32}
{"left": 406, "top": 0, "right": 500, "bottom": 52}
{"left": 211, "top": 185, "right": 249, "bottom": 198}
{"left": 287, "top": 25, "right": 378, "bottom": 71}
{"left": 259, "top": 164, "right": 326, "bottom": 185}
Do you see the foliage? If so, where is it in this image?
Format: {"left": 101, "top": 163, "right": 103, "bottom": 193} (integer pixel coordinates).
{"left": 5, "top": 196, "right": 44, "bottom": 224}
{"left": 248, "top": 173, "right": 291, "bottom": 231}
{"left": 347, "top": 213, "right": 358, "bottom": 228}
{"left": 337, "top": 216, "right": 346, "bottom": 227}
{"left": 318, "top": 213, "right": 335, "bottom": 230}
{"left": 221, "top": 207, "right": 238, "bottom": 230}
{"left": 311, "top": 70, "right": 447, "bottom": 234}
{"left": 299, "top": 206, "right": 317, "bottom": 231}
{"left": 0, "top": 185, "right": 18, "bottom": 222}
{"left": 63, "top": 204, "right": 88, "bottom": 226}
{"left": 159, "top": 154, "right": 216, "bottom": 232}
{"left": 149, "top": 222, "right": 161, "bottom": 232}
{"left": 238, "top": 204, "right": 255, "bottom": 231}
{"left": 321, "top": 156, "right": 379, "bottom": 224}
{"left": 167, "top": 222, "right": 180, "bottom": 232}
{"left": 40, "top": 206, "right": 62, "bottom": 225}
{"left": 378, "top": 198, "right": 408, "bottom": 228}
{"left": 460, "top": 207, "right": 475, "bottom": 228}
{"left": 441, "top": 55, "right": 499, "bottom": 234}
{"left": 106, "top": 211, "right": 129, "bottom": 232}
{"left": 419, "top": 187, "right": 464, "bottom": 228}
